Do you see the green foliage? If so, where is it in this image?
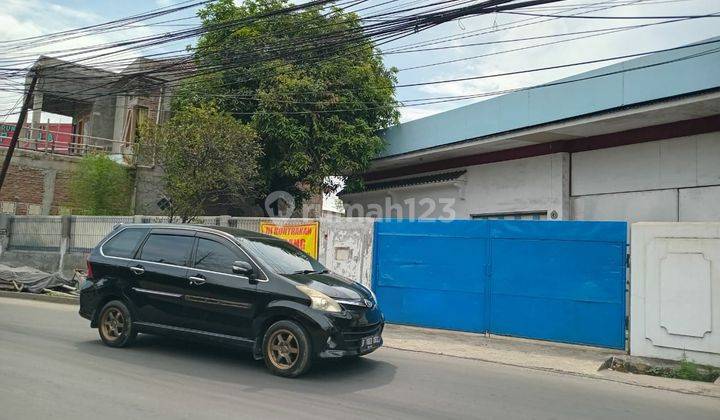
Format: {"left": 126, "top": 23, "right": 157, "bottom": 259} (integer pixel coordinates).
{"left": 139, "top": 104, "right": 262, "bottom": 222}
{"left": 669, "top": 360, "right": 720, "bottom": 382}
{"left": 174, "top": 0, "right": 399, "bottom": 203}
{"left": 70, "top": 154, "right": 133, "bottom": 215}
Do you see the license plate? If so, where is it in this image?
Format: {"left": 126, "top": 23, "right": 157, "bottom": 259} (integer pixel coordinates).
{"left": 360, "top": 335, "right": 382, "bottom": 350}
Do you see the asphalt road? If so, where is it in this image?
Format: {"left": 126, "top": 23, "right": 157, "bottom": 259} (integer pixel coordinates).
{"left": 1, "top": 297, "right": 718, "bottom": 420}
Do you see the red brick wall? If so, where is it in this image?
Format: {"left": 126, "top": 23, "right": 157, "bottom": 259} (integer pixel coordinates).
{"left": 52, "top": 171, "right": 73, "bottom": 211}
{"left": 0, "top": 166, "right": 45, "bottom": 204}
{"left": 0, "top": 150, "right": 77, "bottom": 214}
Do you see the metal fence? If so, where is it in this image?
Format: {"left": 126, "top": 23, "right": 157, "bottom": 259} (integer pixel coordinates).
{"left": 0, "top": 215, "right": 374, "bottom": 287}
{"left": 4, "top": 215, "right": 322, "bottom": 252}
{"left": 68, "top": 216, "right": 134, "bottom": 252}
{"left": 228, "top": 217, "right": 319, "bottom": 232}
{"left": 7, "top": 216, "right": 62, "bottom": 250}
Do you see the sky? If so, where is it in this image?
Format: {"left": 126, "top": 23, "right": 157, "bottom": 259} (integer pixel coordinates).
{"left": 1, "top": 0, "right": 718, "bottom": 126}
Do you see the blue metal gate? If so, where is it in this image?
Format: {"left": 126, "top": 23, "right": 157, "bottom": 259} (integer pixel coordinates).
{"left": 372, "top": 220, "right": 627, "bottom": 349}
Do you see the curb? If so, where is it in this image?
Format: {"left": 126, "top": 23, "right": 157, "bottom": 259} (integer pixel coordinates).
{"left": 383, "top": 345, "right": 720, "bottom": 399}
{"left": 0, "top": 290, "right": 78, "bottom": 305}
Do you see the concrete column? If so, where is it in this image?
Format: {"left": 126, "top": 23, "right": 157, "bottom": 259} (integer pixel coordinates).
{"left": 59, "top": 215, "right": 71, "bottom": 274}
{"left": 41, "top": 169, "right": 57, "bottom": 215}
{"left": 549, "top": 152, "right": 571, "bottom": 220}
{"left": 30, "top": 92, "right": 43, "bottom": 148}
{"left": 0, "top": 214, "right": 11, "bottom": 255}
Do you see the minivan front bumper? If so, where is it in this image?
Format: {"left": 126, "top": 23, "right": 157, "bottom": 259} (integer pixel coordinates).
{"left": 314, "top": 305, "right": 385, "bottom": 358}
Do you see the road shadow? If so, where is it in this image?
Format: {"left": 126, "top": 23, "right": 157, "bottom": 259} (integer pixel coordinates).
{"left": 75, "top": 333, "right": 396, "bottom": 395}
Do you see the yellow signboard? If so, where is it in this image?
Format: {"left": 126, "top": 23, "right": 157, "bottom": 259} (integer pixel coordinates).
{"left": 260, "top": 221, "right": 320, "bottom": 259}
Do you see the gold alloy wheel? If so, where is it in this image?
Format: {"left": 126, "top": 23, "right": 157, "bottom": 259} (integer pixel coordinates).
{"left": 267, "top": 329, "right": 300, "bottom": 370}
{"left": 101, "top": 308, "right": 126, "bottom": 341}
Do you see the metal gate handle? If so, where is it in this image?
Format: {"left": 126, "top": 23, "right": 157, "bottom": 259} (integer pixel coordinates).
{"left": 189, "top": 275, "right": 206, "bottom": 286}
{"left": 130, "top": 266, "right": 145, "bottom": 275}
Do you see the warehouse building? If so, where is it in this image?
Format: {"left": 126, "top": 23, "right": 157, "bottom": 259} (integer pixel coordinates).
{"left": 341, "top": 38, "right": 720, "bottom": 223}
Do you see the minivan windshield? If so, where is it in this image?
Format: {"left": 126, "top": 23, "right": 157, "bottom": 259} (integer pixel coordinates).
{"left": 238, "top": 237, "right": 326, "bottom": 275}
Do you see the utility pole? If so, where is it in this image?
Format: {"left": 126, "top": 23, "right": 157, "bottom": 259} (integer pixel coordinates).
{"left": 0, "top": 71, "right": 39, "bottom": 194}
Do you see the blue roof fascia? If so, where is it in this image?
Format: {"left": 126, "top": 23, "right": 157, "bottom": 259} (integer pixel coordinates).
{"left": 379, "top": 37, "right": 720, "bottom": 158}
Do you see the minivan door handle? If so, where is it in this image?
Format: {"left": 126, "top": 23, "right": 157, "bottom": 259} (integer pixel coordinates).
{"left": 189, "top": 275, "right": 206, "bottom": 286}
{"left": 129, "top": 265, "right": 145, "bottom": 275}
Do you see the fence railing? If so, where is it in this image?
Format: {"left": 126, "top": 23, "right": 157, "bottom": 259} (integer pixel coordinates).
{"left": 3, "top": 215, "right": 322, "bottom": 252}
{"left": 7, "top": 216, "right": 62, "bottom": 250}
{"left": 68, "top": 216, "right": 134, "bottom": 252}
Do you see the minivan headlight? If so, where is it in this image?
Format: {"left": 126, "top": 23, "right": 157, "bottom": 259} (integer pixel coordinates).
{"left": 296, "top": 285, "right": 342, "bottom": 313}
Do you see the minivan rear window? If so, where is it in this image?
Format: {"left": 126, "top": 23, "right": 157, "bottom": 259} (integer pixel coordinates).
{"left": 139, "top": 234, "right": 194, "bottom": 266}
{"left": 102, "top": 228, "right": 148, "bottom": 258}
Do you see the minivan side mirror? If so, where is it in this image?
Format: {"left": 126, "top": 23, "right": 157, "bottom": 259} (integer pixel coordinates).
{"left": 232, "top": 261, "right": 254, "bottom": 276}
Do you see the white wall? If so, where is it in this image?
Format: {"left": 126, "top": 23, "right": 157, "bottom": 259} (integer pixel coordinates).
{"left": 572, "top": 189, "right": 678, "bottom": 223}
{"left": 346, "top": 131, "right": 719, "bottom": 224}
{"left": 344, "top": 153, "right": 569, "bottom": 220}
{"left": 679, "top": 186, "right": 720, "bottom": 221}
{"left": 318, "top": 217, "right": 375, "bottom": 287}
{"left": 572, "top": 132, "right": 720, "bottom": 196}
{"left": 571, "top": 132, "right": 720, "bottom": 223}
{"left": 463, "top": 153, "right": 569, "bottom": 219}
{"left": 630, "top": 222, "right": 720, "bottom": 366}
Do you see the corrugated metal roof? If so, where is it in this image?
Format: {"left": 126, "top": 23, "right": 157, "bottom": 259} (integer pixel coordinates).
{"left": 361, "top": 170, "right": 466, "bottom": 192}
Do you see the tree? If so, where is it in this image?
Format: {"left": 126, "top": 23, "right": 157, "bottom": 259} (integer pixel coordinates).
{"left": 70, "top": 154, "right": 133, "bottom": 215}
{"left": 139, "top": 104, "right": 262, "bottom": 222}
{"left": 174, "top": 0, "right": 398, "bottom": 205}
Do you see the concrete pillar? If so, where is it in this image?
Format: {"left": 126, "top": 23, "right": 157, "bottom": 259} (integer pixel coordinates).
{"left": 30, "top": 92, "right": 43, "bottom": 148}
{"left": 549, "top": 152, "right": 571, "bottom": 220}
{"left": 41, "top": 169, "right": 57, "bottom": 215}
{"left": 0, "top": 214, "right": 11, "bottom": 255}
{"left": 58, "top": 215, "right": 71, "bottom": 273}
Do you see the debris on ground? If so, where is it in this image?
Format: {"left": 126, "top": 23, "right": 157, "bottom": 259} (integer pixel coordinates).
{"left": 600, "top": 355, "right": 720, "bottom": 383}
{"left": 0, "top": 264, "right": 83, "bottom": 296}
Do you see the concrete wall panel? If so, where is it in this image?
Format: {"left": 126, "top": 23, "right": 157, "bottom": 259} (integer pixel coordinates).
{"left": 631, "top": 223, "right": 720, "bottom": 366}
{"left": 318, "top": 218, "right": 375, "bottom": 288}
{"left": 572, "top": 189, "right": 678, "bottom": 223}
{"left": 697, "top": 132, "right": 720, "bottom": 185}
{"left": 679, "top": 186, "right": 720, "bottom": 221}
{"left": 344, "top": 153, "right": 569, "bottom": 221}
{"left": 571, "top": 132, "right": 720, "bottom": 196}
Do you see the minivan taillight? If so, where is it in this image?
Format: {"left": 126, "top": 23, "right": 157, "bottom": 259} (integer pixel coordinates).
{"left": 86, "top": 259, "right": 94, "bottom": 280}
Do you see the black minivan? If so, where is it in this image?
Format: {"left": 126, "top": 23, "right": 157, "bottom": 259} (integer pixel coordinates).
{"left": 79, "top": 224, "right": 383, "bottom": 377}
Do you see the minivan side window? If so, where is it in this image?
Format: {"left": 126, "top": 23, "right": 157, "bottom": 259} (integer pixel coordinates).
{"left": 139, "top": 234, "right": 194, "bottom": 266}
{"left": 193, "top": 238, "right": 247, "bottom": 274}
{"left": 102, "top": 228, "right": 148, "bottom": 258}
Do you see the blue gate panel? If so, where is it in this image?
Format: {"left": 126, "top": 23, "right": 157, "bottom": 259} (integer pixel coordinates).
{"left": 371, "top": 219, "right": 627, "bottom": 349}
{"left": 490, "top": 220, "right": 627, "bottom": 242}
{"left": 373, "top": 220, "right": 489, "bottom": 333}
{"left": 490, "top": 238, "right": 626, "bottom": 349}
{"left": 377, "top": 287, "right": 486, "bottom": 332}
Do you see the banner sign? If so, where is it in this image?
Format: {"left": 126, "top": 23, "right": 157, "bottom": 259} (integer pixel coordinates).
{"left": 260, "top": 221, "right": 320, "bottom": 258}
{"left": 0, "top": 122, "right": 74, "bottom": 152}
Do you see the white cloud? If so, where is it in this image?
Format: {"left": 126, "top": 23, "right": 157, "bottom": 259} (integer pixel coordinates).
{"left": 386, "top": 0, "right": 720, "bottom": 121}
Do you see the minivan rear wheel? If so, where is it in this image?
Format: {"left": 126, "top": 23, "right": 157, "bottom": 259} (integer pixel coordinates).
{"left": 98, "top": 300, "right": 137, "bottom": 348}
{"left": 262, "top": 320, "right": 312, "bottom": 377}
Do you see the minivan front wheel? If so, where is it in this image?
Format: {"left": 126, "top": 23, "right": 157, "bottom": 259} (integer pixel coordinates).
{"left": 98, "top": 300, "right": 137, "bottom": 348}
{"left": 262, "top": 320, "right": 312, "bottom": 377}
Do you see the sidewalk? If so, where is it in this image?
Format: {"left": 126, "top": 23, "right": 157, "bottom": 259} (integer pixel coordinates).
{"left": 383, "top": 324, "right": 720, "bottom": 399}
